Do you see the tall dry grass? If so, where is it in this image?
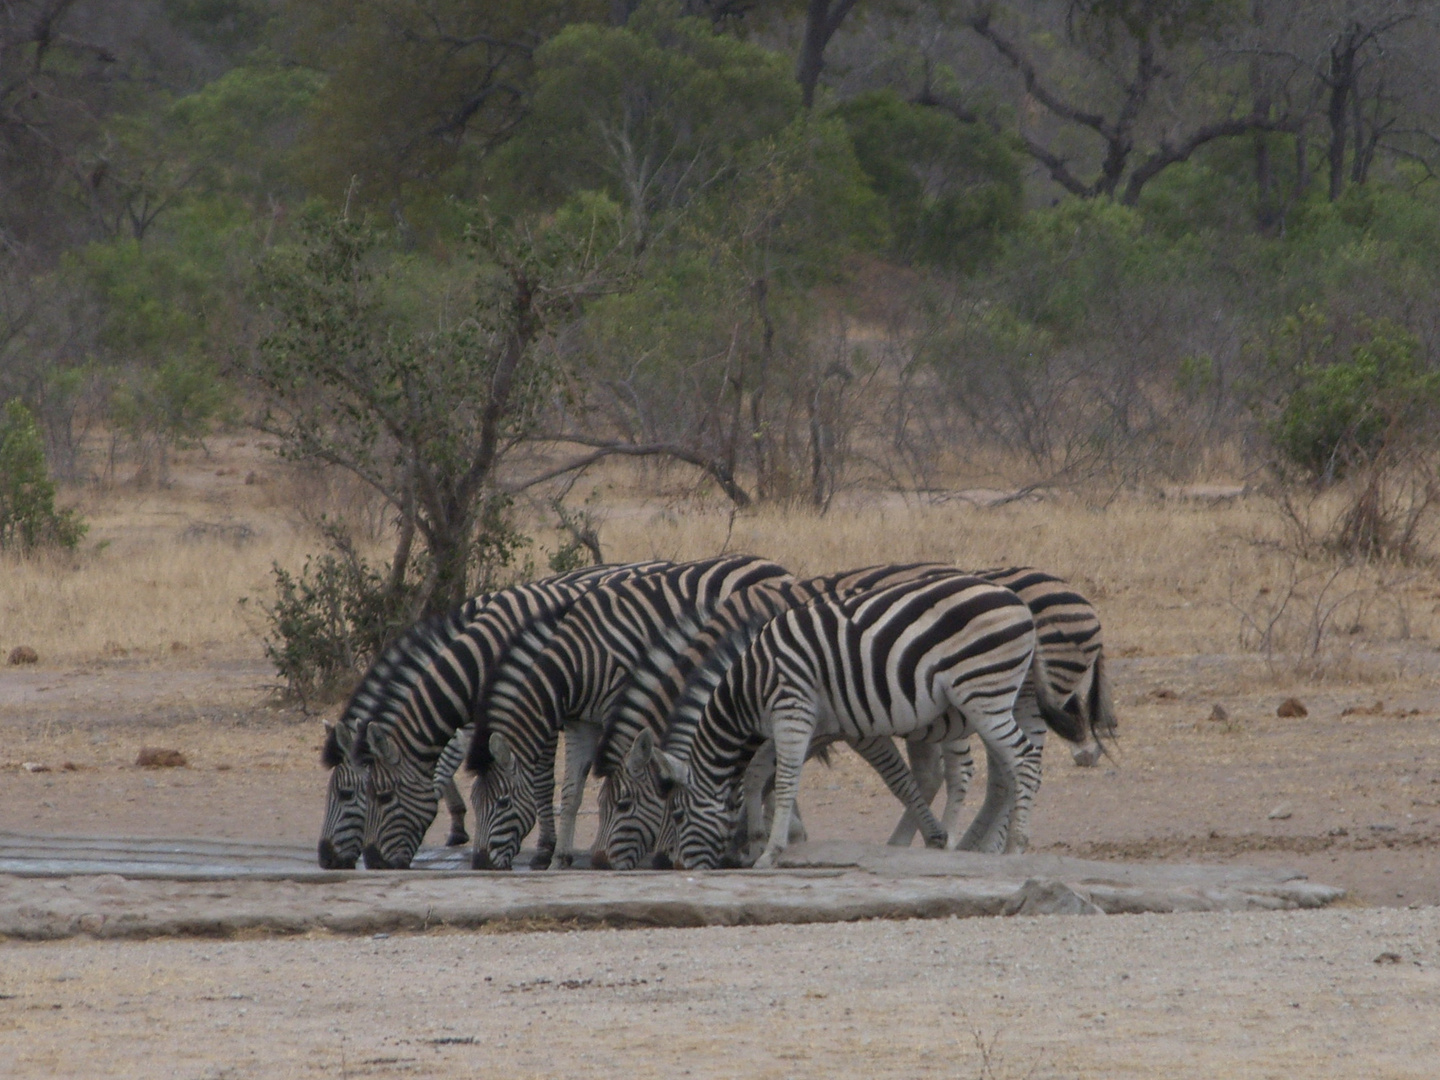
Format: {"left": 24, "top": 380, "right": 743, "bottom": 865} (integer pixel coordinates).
{"left": 5, "top": 437, "right": 1438, "bottom": 679}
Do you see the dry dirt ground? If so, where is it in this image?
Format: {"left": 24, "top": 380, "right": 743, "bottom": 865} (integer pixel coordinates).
{"left": 3, "top": 440, "right": 1440, "bottom": 1075}
{"left": 2, "top": 649, "right": 1439, "bottom": 1077}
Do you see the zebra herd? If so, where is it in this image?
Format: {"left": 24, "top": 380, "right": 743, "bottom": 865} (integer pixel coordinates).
{"left": 317, "top": 555, "right": 1116, "bottom": 873}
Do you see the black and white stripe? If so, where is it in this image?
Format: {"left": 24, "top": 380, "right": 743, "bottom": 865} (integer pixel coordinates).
{"left": 592, "top": 564, "right": 958, "bottom": 871}
{"left": 346, "top": 563, "right": 667, "bottom": 869}
{"left": 317, "top": 722, "right": 471, "bottom": 870}
{"left": 643, "top": 574, "right": 1052, "bottom": 869}
{"left": 466, "top": 555, "right": 791, "bottom": 870}
{"left": 892, "top": 566, "right": 1115, "bottom": 852}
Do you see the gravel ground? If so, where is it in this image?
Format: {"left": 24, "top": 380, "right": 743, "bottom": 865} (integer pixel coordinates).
{"left": 4, "top": 905, "right": 1438, "bottom": 1079}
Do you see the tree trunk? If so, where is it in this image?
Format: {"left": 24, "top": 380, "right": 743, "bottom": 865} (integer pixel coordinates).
{"left": 1327, "top": 24, "right": 1360, "bottom": 202}
{"left": 796, "top": 0, "right": 860, "bottom": 109}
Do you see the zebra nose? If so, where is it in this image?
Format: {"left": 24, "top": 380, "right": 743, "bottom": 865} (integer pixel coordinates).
{"left": 590, "top": 847, "right": 611, "bottom": 871}
{"left": 471, "top": 847, "right": 491, "bottom": 870}
{"left": 362, "top": 844, "right": 391, "bottom": 870}
{"left": 317, "top": 839, "right": 356, "bottom": 870}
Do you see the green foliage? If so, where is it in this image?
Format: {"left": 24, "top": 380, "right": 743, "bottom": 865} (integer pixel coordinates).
{"left": 1266, "top": 310, "right": 1440, "bottom": 481}
{"left": 262, "top": 521, "right": 420, "bottom": 703}
{"left": 261, "top": 503, "right": 528, "bottom": 702}
{"left": 0, "top": 400, "right": 87, "bottom": 553}
{"left": 834, "top": 90, "right": 1021, "bottom": 272}
{"left": 497, "top": 0, "right": 801, "bottom": 239}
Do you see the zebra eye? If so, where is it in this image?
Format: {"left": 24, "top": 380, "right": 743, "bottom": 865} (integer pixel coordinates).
{"left": 670, "top": 805, "right": 684, "bottom": 824}
{"left": 494, "top": 796, "right": 512, "bottom": 811}
{"left": 616, "top": 798, "right": 634, "bottom": 813}
{"left": 337, "top": 788, "right": 355, "bottom": 800}
{"left": 375, "top": 790, "right": 396, "bottom": 806}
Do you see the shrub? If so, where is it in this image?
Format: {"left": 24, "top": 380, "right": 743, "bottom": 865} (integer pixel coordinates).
{"left": 0, "top": 399, "right": 87, "bottom": 553}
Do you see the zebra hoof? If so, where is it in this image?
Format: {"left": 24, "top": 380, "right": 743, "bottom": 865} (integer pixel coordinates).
{"left": 649, "top": 851, "right": 674, "bottom": 870}
{"left": 445, "top": 830, "right": 469, "bottom": 848}
{"left": 555, "top": 852, "right": 574, "bottom": 869}
{"left": 529, "top": 850, "right": 554, "bottom": 871}
{"left": 923, "top": 832, "right": 948, "bottom": 850}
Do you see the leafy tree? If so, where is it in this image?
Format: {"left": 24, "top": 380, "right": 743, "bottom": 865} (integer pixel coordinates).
{"left": 0, "top": 399, "right": 87, "bottom": 553}
{"left": 835, "top": 89, "right": 1021, "bottom": 271}
{"left": 1265, "top": 310, "right": 1440, "bottom": 482}
{"left": 496, "top": 1, "right": 802, "bottom": 248}
{"left": 280, "top": 0, "right": 607, "bottom": 212}
{"left": 252, "top": 206, "right": 592, "bottom": 616}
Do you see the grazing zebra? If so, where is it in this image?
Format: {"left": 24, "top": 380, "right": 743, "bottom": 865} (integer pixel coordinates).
{"left": 467, "top": 555, "right": 792, "bottom": 871}
{"left": 638, "top": 574, "right": 1056, "bottom": 869}
{"left": 347, "top": 562, "right": 669, "bottom": 870}
{"left": 592, "top": 564, "right": 960, "bottom": 871}
{"left": 890, "top": 566, "right": 1117, "bottom": 852}
{"left": 317, "top": 722, "right": 471, "bottom": 870}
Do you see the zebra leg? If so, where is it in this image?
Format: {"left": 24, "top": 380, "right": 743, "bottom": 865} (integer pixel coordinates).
{"left": 753, "top": 711, "right": 815, "bottom": 870}
{"left": 885, "top": 737, "right": 945, "bottom": 847}
{"left": 962, "top": 712, "right": 1042, "bottom": 854}
{"left": 962, "top": 685, "right": 1048, "bottom": 852}
{"left": 742, "top": 741, "right": 776, "bottom": 859}
{"left": 438, "top": 776, "right": 469, "bottom": 847}
{"left": 530, "top": 731, "right": 561, "bottom": 870}
{"left": 851, "top": 736, "right": 947, "bottom": 848}
{"left": 937, "top": 738, "right": 976, "bottom": 847}
{"left": 553, "top": 720, "right": 601, "bottom": 869}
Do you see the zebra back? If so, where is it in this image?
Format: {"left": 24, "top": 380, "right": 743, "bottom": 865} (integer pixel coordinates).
{"left": 353, "top": 563, "right": 665, "bottom": 769}
{"left": 467, "top": 555, "right": 792, "bottom": 770}
{"left": 594, "top": 563, "right": 955, "bottom": 778}
{"left": 973, "top": 567, "right": 1107, "bottom": 743}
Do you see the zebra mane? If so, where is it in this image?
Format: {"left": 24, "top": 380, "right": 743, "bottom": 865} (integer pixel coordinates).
{"left": 320, "top": 724, "right": 343, "bottom": 768}
{"left": 346, "top": 606, "right": 469, "bottom": 762}
{"left": 663, "top": 618, "right": 767, "bottom": 752}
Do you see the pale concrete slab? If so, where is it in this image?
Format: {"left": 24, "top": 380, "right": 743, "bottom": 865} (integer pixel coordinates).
{"left": 0, "top": 832, "right": 1344, "bottom": 940}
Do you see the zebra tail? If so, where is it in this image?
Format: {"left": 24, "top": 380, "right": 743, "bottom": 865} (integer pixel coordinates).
{"left": 1032, "top": 643, "right": 1087, "bottom": 745}
{"left": 1088, "top": 650, "right": 1119, "bottom": 738}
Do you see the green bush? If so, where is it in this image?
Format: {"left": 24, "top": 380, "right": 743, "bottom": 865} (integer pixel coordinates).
{"left": 1267, "top": 313, "right": 1440, "bottom": 481}
{"left": 0, "top": 400, "right": 87, "bottom": 553}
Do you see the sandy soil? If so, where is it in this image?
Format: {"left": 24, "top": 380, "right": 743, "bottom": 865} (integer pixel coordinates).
{"left": 2, "top": 908, "right": 1437, "bottom": 1078}
{"left": 3, "top": 612, "right": 1440, "bottom": 1076}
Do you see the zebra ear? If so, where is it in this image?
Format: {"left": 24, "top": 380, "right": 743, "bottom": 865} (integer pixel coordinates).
{"left": 652, "top": 749, "right": 690, "bottom": 792}
{"left": 624, "top": 730, "right": 655, "bottom": 780}
{"left": 332, "top": 721, "right": 356, "bottom": 759}
{"left": 488, "top": 732, "right": 516, "bottom": 774}
{"left": 320, "top": 723, "right": 342, "bottom": 768}
{"left": 368, "top": 728, "right": 401, "bottom": 767}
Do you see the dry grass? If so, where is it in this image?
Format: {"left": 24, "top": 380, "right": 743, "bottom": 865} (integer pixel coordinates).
{"left": 6, "top": 437, "right": 1440, "bottom": 685}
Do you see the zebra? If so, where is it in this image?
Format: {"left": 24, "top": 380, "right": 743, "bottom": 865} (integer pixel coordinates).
{"left": 317, "top": 721, "right": 471, "bottom": 870}
{"left": 346, "top": 562, "right": 669, "bottom": 870}
{"left": 466, "top": 554, "right": 792, "bottom": 871}
{"left": 890, "top": 566, "right": 1117, "bottom": 853}
{"left": 591, "top": 564, "right": 961, "bottom": 871}
{"left": 592, "top": 564, "right": 1108, "bottom": 868}
{"left": 636, "top": 573, "right": 1059, "bottom": 869}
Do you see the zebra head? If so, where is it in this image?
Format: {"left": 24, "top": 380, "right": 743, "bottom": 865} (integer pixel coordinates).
{"left": 646, "top": 744, "right": 731, "bottom": 871}
{"left": 317, "top": 721, "right": 364, "bottom": 870}
{"left": 469, "top": 732, "right": 539, "bottom": 871}
{"left": 593, "top": 729, "right": 670, "bottom": 871}
{"left": 360, "top": 725, "right": 437, "bottom": 870}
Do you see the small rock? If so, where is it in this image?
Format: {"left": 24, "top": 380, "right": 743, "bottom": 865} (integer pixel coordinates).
{"left": 1152, "top": 687, "right": 1179, "bottom": 699}
{"left": 1327, "top": 826, "right": 1349, "bottom": 837}
{"left": 169, "top": 641, "right": 189, "bottom": 653}
{"left": 1369, "top": 823, "right": 1397, "bottom": 833}
{"left": 60, "top": 761, "right": 79, "bottom": 771}
{"left": 7, "top": 645, "right": 38, "bottom": 665}
{"left": 1277, "top": 697, "right": 1308, "bottom": 718}
{"left": 1340, "top": 700, "right": 1384, "bottom": 717}
{"left": 1207, "top": 704, "right": 1229, "bottom": 722}
{"left": 1374, "top": 952, "right": 1403, "bottom": 964}
{"left": 1003, "top": 877, "right": 1103, "bottom": 916}
{"left": 1267, "top": 803, "right": 1294, "bottom": 820}
{"left": 21, "top": 761, "right": 51, "bottom": 774}
{"left": 135, "top": 747, "right": 187, "bottom": 768}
